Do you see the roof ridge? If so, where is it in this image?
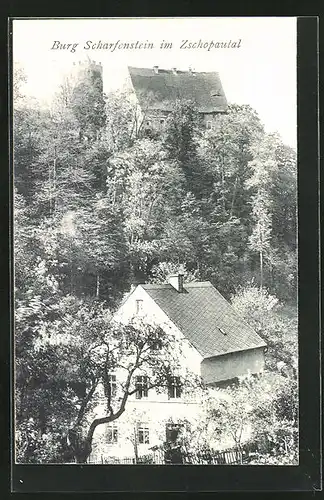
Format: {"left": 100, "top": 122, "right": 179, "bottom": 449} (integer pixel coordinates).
{"left": 141, "top": 282, "right": 266, "bottom": 358}
{"left": 140, "top": 281, "right": 213, "bottom": 290}
{"left": 128, "top": 66, "right": 219, "bottom": 75}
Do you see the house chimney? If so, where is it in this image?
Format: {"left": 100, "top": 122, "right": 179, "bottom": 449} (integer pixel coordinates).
{"left": 189, "top": 66, "right": 195, "bottom": 75}
{"left": 153, "top": 65, "right": 159, "bottom": 74}
{"left": 168, "top": 271, "right": 185, "bottom": 293}
{"left": 171, "top": 67, "right": 177, "bottom": 75}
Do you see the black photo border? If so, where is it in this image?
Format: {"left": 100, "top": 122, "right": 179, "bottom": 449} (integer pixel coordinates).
{"left": 1, "top": 10, "right": 321, "bottom": 495}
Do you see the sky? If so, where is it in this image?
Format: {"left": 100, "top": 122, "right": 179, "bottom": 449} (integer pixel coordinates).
{"left": 12, "top": 17, "right": 297, "bottom": 148}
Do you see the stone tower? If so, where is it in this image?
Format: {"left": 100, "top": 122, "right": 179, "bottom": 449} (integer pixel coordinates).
{"left": 70, "top": 59, "right": 104, "bottom": 93}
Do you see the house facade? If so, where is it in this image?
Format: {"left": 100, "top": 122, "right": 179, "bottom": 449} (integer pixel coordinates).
{"left": 128, "top": 66, "right": 228, "bottom": 134}
{"left": 89, "top": 273, "right": 266, "bottom": 462}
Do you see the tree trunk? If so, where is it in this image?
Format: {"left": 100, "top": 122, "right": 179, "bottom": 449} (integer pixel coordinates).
{"left": 68, "top": 428, "right": 92, "bottom": 464}
{"left": 230, "top": 174, "right": 239, "bottom": 218}
{"left": 74, "top": 444, "right": 92, "bottom": 464}
{"left": 53, "top": 147, "right": 57, "bottom": 213}
{"left": 221, "top": 160, "right": 226, "bottom": 214}
{"left": 260, "top": 247, "right": 264, "bottom": 290}
{"left": 133, "top": 427, "right": 139, "bottom": 464}
{"left": 96, "top": 273, "right": 100, "bottom": 298}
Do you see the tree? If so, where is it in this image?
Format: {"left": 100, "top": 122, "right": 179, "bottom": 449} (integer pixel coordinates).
{"left": 205, "top": 379, "right": 255, "bottom": 451}
{"left": 247, "top": 373, "right": 298, "bottom": 464}
{"left": 67, "top": 315, "right": 189, "bottom": 463}
{"left": 121, "top": 407, "right": 154, "bottom": 463}
{"left": 204, "top": 373, "right": 298, "bottom": 464}
{"left": 197, "top": 103, "right": 264, "bottom": 221}
{"left": 13, "top": 63, "right": 27, "bottom": 103}
{"left": 107, "top": 137, "right": 185, "bottom": 282}
{"left": 55, "top": 198, "right": 129, "bottom": 303}
{"left": 247, "top": 134, "right": 280, "bottom": 289}
{"left": 16, "top": 298, "right": 187, "bottom": 464}
{"left": 70, "top": 64, "right": 106, "bottom": 141}
{"left": 162, "top": 99, "right": 210, "bottom": 198}
{"left": 231, "top": 285, "right": 298, "bottom": 377}
{"left": 150, "top": 262, "right": 199, "bottom": 284}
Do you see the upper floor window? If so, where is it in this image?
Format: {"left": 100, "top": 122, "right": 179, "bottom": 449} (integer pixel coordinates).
{"left": 137, "top": 423, "right": 150, "bottom": 444}
{"left": 108, "top": 374, "right": 117, "bottom": 397}
{"left": 206, "top": 120, "right": 213, "bottom": 130}
{"left": 151, "top": 337, "right": 163, "bottom": 350}
{"left": 136, "top": 299, "right": 143, "bottom": 315}
{"left": 107, "top": 424, "right": 118, "bottom": 444}
{"left": 135, "top": 375, "right": 149, "bottom": 399}
{"left": 168, "top": 376, "right": 182, "bottom": 399}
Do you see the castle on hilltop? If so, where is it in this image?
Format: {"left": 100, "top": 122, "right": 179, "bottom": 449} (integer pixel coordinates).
{"left": 67, "top": 60, "right": 228, "bottom": 136}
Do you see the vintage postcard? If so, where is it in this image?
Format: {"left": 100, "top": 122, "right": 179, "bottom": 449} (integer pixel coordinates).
{"left": 11, "top": 16, "right": 302, "bottom": 480}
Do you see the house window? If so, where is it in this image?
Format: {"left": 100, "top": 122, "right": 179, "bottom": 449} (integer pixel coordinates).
{"left": 165, "top": 423, "right": 181, "bottom": 443}
{"left": 151, "top": 337, "right": 163, "bottom": 350}
{"left": 107, "top": 424, "right": 118, "bottom": 444}
{"left": 136, "top": 299, "right": 143, "bottom": 315}
{"left": 108, "top": 374, "right": 117, "bottom": 397}
{"left": 137, "top": 423, "right": 150, "bottom": 444}
{"left": 135, "top": 375, "right": 149, "bottom": 399}
{"left": 160, "top": 119, "right": 165, "bottom": 124}
{"left": 168, "top": 376, "right": 182, "bottom": 399}
{"left": 206, "top": 121, "right": 213, "bottom": 130}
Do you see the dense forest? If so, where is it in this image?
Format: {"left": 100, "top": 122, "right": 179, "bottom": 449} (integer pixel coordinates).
{"left": 14, "top": 63, "right": 298, "bottom": 464}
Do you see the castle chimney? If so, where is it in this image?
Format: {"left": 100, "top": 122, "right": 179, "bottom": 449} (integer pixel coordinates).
{"left": 153, "top": 65, "right": 159, "bottom": 74}
{"left": 168, "top": 271, "right": 185, "bottom": 293}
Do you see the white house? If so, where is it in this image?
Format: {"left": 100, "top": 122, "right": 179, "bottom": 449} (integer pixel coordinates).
{"left": 89, "top": 272, "right": 266, "bottom": 463}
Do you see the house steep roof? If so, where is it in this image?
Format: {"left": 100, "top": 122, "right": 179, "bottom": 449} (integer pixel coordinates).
{"left": 141, "top": 281, "right": 266, "bottom": 359}
{"left": 128, "top": 67, "right": 228, "bottom": 113}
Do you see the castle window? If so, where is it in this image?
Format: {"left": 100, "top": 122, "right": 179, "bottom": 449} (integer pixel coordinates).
{"left": 206, "top": 121, "right": 213, "bottom": 130}
{"left": 138, "top": 423, "right": 150, "bottom": 444}
{"left": 168, "top": 376, "right": 182, "bottom": 399}
{"left": 135, "top": 375, "right": 149, "bottom": 399}
{"left": 107, "top": 424, "right": 118, "bottom": 444}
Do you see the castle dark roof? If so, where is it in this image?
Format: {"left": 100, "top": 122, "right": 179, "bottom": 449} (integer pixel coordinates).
{"left": 141, "top": 281, "right": 266, "bottom": 359}
{"left": 128, "top": 67, "right": 228, "bottom": 113}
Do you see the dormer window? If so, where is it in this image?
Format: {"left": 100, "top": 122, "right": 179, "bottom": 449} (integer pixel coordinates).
{"left": 136, "top": 299, "right": 143, "bottom": 315}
